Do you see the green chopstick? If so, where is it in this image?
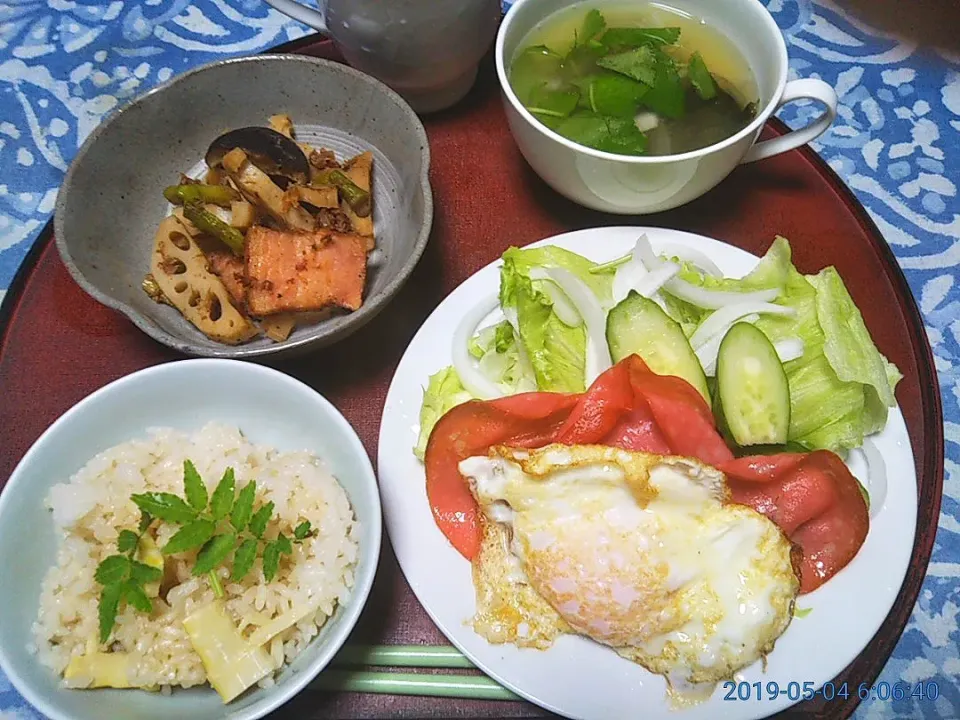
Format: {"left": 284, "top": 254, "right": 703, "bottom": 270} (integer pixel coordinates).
{"left": 332, "top": 644, "right": 476, "bottom": 668}
{"left": 314, "top": 670, "right": 521, "bottom": 700}
{"left": 318, "top": 644, "right": 520, "bottom": 701}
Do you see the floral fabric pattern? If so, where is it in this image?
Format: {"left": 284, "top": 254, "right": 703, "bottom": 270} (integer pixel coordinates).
{"left": 0, "top": 0, "right": 958, "bottom": 717}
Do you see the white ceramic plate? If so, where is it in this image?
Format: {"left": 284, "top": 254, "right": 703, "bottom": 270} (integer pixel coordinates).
{"left": 377, "top": 226, "right": 917, "bottom": 720}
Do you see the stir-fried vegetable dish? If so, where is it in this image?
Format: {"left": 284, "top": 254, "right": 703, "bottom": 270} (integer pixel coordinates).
{"left": 142, "top": 114, "right": 376, "bottom": 344}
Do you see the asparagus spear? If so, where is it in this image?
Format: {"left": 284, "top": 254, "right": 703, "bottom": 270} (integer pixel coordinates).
{"left": 315, "top": 169, "right": 371, "bottom": 218}
{"left": 164, "top": 184, "right": 239, "bottom": 207}
{"left": 182, "top": 202, "right": 245, "bottom": 256}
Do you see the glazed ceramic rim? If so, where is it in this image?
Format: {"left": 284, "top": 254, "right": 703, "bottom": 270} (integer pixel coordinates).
{"left": 0, "top": 358, "right": 383, "bottom": 720}
{"left": 53, "top": 54, "right": 434, "bottom": 359}
{"left": 495, "top": 0, "right": 789, "bottom": 164}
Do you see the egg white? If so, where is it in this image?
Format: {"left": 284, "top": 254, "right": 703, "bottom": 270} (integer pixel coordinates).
{"left": 459, "top": 444, "right": 799, "bottom": 705}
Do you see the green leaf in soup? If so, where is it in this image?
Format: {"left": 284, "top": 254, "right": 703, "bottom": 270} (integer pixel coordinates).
{"left": 579, "top": 8, "right": 607, "bottom": 44}
{"left": 510, "top": 45, "right": 564, "bottom": 104}
{"left": 596, "top": 45, "right": 657, "bottom": 86}
{"left": 162, "top": 518, "right": 216, "bottom": 555}
{"left": 601, "top": 26, "right": 681, "bottom": 50}
{"left": 193, "top": 532, "right": 237, "bottom": 575}
{"left": 562, "top": 43, "right": 604, "bottom": 79}
{"left": 527, "top": 85, "right": 580, "bottom": 118}
{"left": 581, "top": 73, "right": 649, "bottom": 117}
{"left": 131, "top": 492, "right": 197, "bottom": 524}
{"left": 640, "top": 49, "right": 685, "bottom": 119}
{"left": 554, "top": 112, "right": 648, "bottom": 155}
{"left": 686, "top": 51, "right": 717, "bottom": 100}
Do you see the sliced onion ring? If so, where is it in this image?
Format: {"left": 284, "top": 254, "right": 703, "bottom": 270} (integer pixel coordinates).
{"left": 634, "top": 233, "right": 781, "bottom": 309}
{"left": 543, "top": 267, "right": 612, "bottom": 386}
{"left": 611, "top": 250, "right": 649, "bottom": 305}
{"left": 634, "top": 261, "right": 680, "bottom": 299}
{"left": 663, "top": 280, "right": 780, "bottom": 310}
{"left": 529, "top": 269, "right": 582, "bottom": 327}
{"left": 690, "top": 302, "right": 796, "bottom": 350}
{"left": 452, "top": 296, "right": 504, "bottom": 399}
{"left": 860, "top": 437, "right": 887, "bottom": 520}
{"left": 697, "top": 314, "right": 761, "bottom": 376}
{"left": 656, "top": 243, "right": 724, "bottom": 277}
{"left": 773, "top": 337, "right": 805, "bottom": 363}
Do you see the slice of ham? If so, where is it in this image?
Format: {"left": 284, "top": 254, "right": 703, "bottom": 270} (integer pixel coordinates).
{"left": 425, "top": 355, "right": 732, "bottom": 559}
{"left": 423, "top": 354, "right": 870, "bottom": 594}
{"left": 720, "top": 451, "right": 869, "bottom": 593}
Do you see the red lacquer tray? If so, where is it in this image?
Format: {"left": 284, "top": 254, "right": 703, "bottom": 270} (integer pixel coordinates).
{"left": 0, "top": 36, "right": 943, "bottom": 720}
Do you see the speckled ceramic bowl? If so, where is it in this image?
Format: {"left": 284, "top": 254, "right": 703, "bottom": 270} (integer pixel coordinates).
{"left": 54, "top": 54, "right": 433, "bottom": 358}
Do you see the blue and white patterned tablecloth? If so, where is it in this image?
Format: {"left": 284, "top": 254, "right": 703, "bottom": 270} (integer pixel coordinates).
{"left": 1, "top": 0, "right": 958, "bottom": 717}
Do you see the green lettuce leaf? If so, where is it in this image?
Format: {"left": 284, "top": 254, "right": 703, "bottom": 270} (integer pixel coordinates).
{"left": 813, "top": 267, "right": 900, "bottom": 408}
{"left": 500, "top": 245, "right": 613, "bottom": 307}
{"left": 498, "top": 246, "right": 605, "bottom": 393}
{"left": 469, "top": 320, "right": 537, "bottom": 395}
{"left": 506, "top": 269, "right": 587, "bottom": 392}
{"left": 681, "top": 236, "right": 901, "bottom": 453}
{"left": 673, "top": 235, "right": 793, "bottom": 294}
{"left": 663, "top": 235, "right": 796, "bottom": 336}
{"left": 414, "top": 367, "right": 473, "bottom": 460}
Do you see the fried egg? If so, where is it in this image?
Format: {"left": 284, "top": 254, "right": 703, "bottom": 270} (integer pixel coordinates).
{"left": 459, "top": 444, "right": 800, "bottom": 704}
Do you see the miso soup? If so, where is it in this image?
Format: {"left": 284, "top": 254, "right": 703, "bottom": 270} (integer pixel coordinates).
{"left": 509, "top": 3, "right": 759, "bottom": 156}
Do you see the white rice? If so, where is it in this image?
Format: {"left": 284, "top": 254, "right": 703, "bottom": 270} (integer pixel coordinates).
{"left": 31, "top": 422, "right": 360, "bottom": 693}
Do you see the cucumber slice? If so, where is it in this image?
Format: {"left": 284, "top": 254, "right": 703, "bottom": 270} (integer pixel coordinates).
{"left": 606, "top": 291, "right": 711, "bottom": 403}
{"left": 716, "top": 322, "right": 790, "bottom": 445}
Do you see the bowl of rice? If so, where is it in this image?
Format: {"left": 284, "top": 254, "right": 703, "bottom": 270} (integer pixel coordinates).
{"left": 0, "top": 359, "right": 381, "bottom": 720}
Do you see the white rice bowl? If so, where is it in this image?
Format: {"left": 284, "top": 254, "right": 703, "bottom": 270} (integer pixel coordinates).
{"left": 31, "top": 421, "right": 360, "bottom": 694}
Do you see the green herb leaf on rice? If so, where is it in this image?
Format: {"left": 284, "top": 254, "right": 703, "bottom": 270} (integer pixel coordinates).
{"left": 131, "top": 492, "right": 197, "bottom": 524}
{"left": 122, "top": 581, "right": 153, "bottom": 614}
{"left": 116, "top": 530, "right": 139, "bottom": 554}
{"left": 98, "top": 582, "right": 124, "bottom": 644}
{"left": 209, "top": 467, "right": 236, "bottom": 521}
{"left": 231, "top": 538, "right": 259, "bottom": 582}
{"left": 193, "top": 533, "right": 237, "bottom": 575}
{"left": 162, "top": 518, "right": 216, "bottom": 555}
{"left": 182, "top": 459, "right": 208, "bottom": 512}
{"left": 248, "top": 502, "right": 274, "bottom": 539}
{"left": 230, "top": 481, "right": 256, "bottom": 532}
{"left": 262, "top": 542, "right": 281, "bottom": 583}
{"left": 95, "top": 555, "right": 131, "bottom": 585}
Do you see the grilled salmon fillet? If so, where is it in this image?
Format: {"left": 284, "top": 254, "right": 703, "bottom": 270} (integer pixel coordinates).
{"left": 245, "top": 226, "right": 367, "bottom": 317}
{"left": 204, "top": 248, "right": 246, "bottom": 307}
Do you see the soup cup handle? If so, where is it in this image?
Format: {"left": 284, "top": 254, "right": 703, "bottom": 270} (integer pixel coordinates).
{"left": 741, "top": 79, "right": 838, "bottom": 164}
{"left": 261, "top": 0, "right": 328, "bottom": 31}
